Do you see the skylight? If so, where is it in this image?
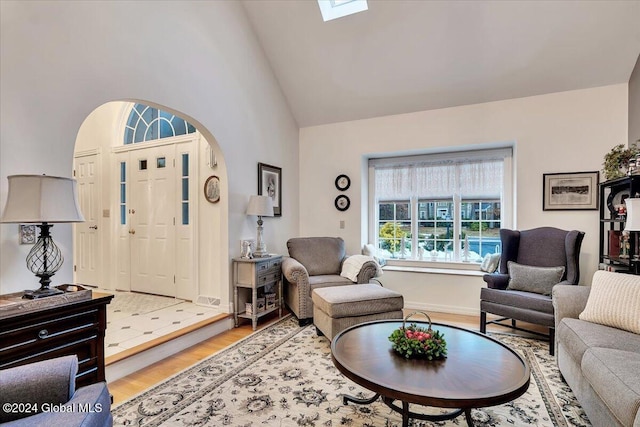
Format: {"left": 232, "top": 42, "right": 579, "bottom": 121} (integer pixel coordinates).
{"left": 317, "top": 0, "right": 368, "bottom": 22}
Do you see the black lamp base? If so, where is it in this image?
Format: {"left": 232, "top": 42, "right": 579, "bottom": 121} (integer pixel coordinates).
{"left": 22, "top": 286, "right": 64, "bottom": 299}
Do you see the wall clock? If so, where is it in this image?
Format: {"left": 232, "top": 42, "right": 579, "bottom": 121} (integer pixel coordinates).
{"left": 335, "top": 195, "right": 350, "bottom": 211}
{"left": 335, "top": 174, "right": 351, "bottom": 191}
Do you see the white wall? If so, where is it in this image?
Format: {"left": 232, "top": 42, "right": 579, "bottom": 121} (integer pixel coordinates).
{"left": 0, "top": 1, "right": 299, "bottom": 308}
{"left": 299, "top": 84, "right": 628, "bottom": 314}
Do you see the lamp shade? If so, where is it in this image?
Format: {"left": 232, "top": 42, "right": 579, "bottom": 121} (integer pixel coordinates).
{"left": 1, "top": 175, "right": 85, "bottom": 223}
{"left": 625, "top": 198, "right": 640, "bottom": 231}
{"left": 246, "top": 195, "right": 274, "bottom": 217}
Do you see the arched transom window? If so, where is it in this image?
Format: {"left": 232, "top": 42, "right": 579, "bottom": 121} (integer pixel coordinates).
{"left": 124, "top": 103, "right": 196, "bottom": 144}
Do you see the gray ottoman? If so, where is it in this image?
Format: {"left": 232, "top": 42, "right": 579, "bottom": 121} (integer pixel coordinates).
{"left": 312, "top": 283, "right": 404, "bottom": 340}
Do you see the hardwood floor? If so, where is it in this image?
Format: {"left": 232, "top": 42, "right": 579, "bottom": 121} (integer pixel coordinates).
{"left": 108, "top": 309, "right": 548, "bottom": 405}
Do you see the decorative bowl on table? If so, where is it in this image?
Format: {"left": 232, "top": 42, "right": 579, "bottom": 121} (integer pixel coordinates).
{"left": 388, "top": 311, "right": 447, "bottom": 360}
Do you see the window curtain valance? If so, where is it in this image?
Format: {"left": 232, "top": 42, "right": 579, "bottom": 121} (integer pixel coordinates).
{"left": 372, "top": 149, "right": 507, "bottom": 201}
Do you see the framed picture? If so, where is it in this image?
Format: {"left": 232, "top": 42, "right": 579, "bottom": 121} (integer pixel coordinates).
{"left": 204, "top": 175, "right": 221, "bottom": 203}
{"left": 19, "top": 224, "right": 36, "bottom": 245}
{"left": 258, "top": 163, "right": 281, "bottom": 216}
{"left": 543, "top": 171, "right": 599, "bottom": 211}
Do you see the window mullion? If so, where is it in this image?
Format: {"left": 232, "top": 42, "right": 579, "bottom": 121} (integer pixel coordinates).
{"left": 411, "top": 196, "right": 418, "bottom": 259}
{"left": 453, "top": 193, "right": 461, "bottom": 261}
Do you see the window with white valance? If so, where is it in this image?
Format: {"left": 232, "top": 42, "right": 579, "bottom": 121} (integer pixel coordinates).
{"left": 369, "top": 147, "right": 513, "bottom": 264}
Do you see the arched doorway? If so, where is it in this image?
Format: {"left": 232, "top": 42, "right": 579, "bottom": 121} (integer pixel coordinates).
{"left": 73, "top": 101, "right": 225, "bottom": 304}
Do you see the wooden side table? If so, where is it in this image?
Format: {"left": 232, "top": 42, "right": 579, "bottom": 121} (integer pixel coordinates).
{"left": 233, "top": 255, "right": 282, "bottom": 330}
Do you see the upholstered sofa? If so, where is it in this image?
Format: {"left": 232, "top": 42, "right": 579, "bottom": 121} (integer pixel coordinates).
{"left": 0, "top": 355, "right": 112, "bottom": 427}
{"left": 553, "top": 271, "right": 640, "bottom": 427}
{"left": 282, "top": 237, "right": 379, "bottom": 325}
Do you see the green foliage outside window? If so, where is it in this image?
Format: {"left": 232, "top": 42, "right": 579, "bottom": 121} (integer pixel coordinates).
{"left": 379, "top": 222, "right": 408, "bottom": 253}
{"left": 468, "top": 222, "right": 490, "bottom": 232}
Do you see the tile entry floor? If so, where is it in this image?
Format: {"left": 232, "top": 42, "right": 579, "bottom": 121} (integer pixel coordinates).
{"left": 101, "top": 289, "right": 221, "bottom": 358}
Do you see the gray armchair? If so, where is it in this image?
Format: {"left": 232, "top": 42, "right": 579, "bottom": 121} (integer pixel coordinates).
{"left": 0, "top": 355, "right": 112, "bottom": 427}
{"left": 283, "top": 237, "right": 379, "bottom": 325}
{"left": 480, "top": 227, "right": 585, "bottom": 355}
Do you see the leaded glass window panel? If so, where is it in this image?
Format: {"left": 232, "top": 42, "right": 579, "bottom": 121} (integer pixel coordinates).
{"left": 124, "top": 103, "right": 196, "bottom": 144}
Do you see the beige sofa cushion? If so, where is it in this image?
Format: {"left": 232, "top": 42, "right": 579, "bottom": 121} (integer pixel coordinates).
{"left": 579, "top": 270, "right": 640, "bottom": 334}
{"left": 308, "top": 275, "right": 353, "bottom": 290}
{"left": 581, "top": 348, "right": 640, "bottom": 427}
{"left": 557, "top": 317, "right": 640, "bottom": 366}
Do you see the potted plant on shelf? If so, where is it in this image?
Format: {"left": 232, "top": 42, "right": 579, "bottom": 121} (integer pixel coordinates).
{"left": 603, "top": 143, "right": 640, "bottom": 181}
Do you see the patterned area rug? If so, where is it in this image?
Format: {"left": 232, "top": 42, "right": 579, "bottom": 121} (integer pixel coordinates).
{"left": 112, "top": 316, "right": 591, "bottom": 426}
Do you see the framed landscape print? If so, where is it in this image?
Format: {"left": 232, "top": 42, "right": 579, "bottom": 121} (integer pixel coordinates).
{"left": 258, "top": 163, "right": 281, "bottom": 216}
{"left": 543, "top": 171, "right": 599, "bottom": 210}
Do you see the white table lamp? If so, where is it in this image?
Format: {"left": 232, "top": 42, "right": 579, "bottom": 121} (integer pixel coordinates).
{"left": 624, "top": 198, "right": 640, "bottom": 272}
{"left": 624, "top": 198, "right": 640, "bottom": 231}
{"left": 246, "top": 195, "right": 274, "bottom": 257}
{"left": 1, "top": 175, "right": 85, "bottom": 298}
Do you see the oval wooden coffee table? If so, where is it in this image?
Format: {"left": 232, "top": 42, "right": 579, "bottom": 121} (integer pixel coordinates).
{"left": 331, "top": 320, "right": 530, "bottom": 427}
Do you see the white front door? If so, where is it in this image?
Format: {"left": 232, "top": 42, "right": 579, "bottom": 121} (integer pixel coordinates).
{"left": 74, "top": 154, "right": 102, "bottom": 286}
{"left": 130, "top": 146, "right": 177, "bottom": 296}
{"left": 111, "top": 139, "right": 197, "bottom": 299}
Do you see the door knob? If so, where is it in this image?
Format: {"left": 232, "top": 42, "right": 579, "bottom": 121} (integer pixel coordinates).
{"left": 129, "top": 229, "right": 136, "bottom": 235}
{"left": 89, "top": 225, "right": 98, "bottom": 230}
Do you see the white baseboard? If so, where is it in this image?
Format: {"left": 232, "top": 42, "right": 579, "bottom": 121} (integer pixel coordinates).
{"left": 106, "top": 317, "right": 234, "bottom": 383}
{"left": 404, "top": 300, "right": 479, "bottom": 317}
{"left": 219, "top": 301, "right": 233, "bottom": 313}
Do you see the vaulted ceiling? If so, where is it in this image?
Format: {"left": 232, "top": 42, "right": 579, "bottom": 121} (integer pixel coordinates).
{"left": 242, "top": 0, "right": 640, "bottom": 127}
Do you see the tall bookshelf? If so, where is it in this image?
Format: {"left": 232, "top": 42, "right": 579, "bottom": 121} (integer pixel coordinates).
{"left": 599, "top": 176, "right": 640, "bottom": 274}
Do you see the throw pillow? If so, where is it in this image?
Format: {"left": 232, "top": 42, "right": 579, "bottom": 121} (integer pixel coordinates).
{"left": 579, "top": 270, "right": 640, "bottom": 334}
{"left": 362, "top": 243, "right": 386, "bottom": 267}
{"left": 480, "top": 253, "right": 501, "bottom": 273}
{"left": 506, "top": 261, "right": 565, "bottom": 295}
{"left": 362, "top": 244, "right": 375, "bottom": 257}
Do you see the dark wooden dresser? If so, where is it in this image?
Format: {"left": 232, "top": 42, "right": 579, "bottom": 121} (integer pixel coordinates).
{"left": 0, "top": 293, "right": 113, "bottom": 387}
